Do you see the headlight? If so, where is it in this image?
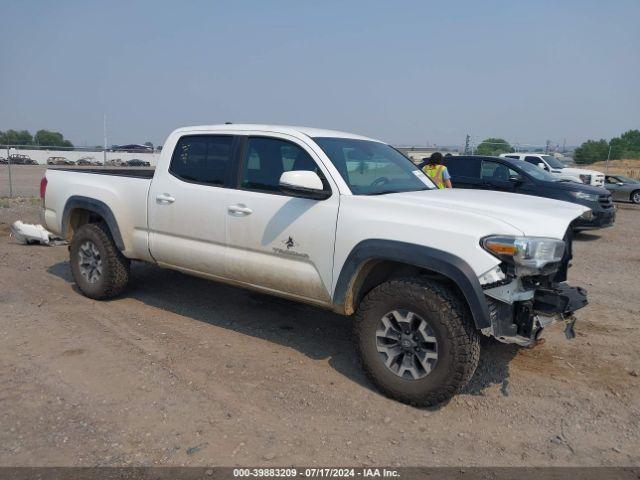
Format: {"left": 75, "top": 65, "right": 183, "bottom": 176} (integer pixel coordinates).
{"left": 579, "top": 174, "right": 592, "bottom": 184}
{"left": 581, "top": 209, "right": 594, "bottom": 220}
{"left": 570, "top": 191, "right": 599, "bottom": 202}
{"left": 481, "top": 236, "right": 565, "bottom": 275}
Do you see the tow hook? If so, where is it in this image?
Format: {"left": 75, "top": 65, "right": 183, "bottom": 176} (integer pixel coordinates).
{"left": 564, "top": 315, "right": 576, "bottom": 340}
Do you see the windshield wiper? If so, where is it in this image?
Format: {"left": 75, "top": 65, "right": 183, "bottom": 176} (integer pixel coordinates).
{"left": 366, "top": 188, "right": 429, "bottom": 196}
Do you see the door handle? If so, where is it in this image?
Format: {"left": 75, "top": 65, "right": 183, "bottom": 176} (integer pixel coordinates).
{"left": 156, "top": 193, "right": 175, "bottom": 204}
{"left": 227, "top": 204, "right": 253, "bottom": 216}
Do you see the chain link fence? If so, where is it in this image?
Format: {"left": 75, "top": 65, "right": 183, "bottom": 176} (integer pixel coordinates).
{"left": 1, "top": 145, "right": 159, "bottom": 197}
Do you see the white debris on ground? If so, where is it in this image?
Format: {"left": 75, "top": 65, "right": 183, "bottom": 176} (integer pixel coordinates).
{"left": 9, "top": 221, "right": 67, "bottom": 246}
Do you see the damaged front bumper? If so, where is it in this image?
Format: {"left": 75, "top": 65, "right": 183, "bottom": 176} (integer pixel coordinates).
{"left": 481, "top": 278, "right": 588, "bottom": 347}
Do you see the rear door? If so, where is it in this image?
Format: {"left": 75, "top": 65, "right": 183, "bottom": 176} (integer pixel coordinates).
{"left": 148, "top": 134, "right": 239, "bottom": 276}
{"left": 224, "top": 134, "right": 339, "bottom": 305}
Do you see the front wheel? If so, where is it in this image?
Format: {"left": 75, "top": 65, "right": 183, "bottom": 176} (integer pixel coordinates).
{"left": 631, "top": 190, "right": 640, "bottom": 205}
{"left": 354, "top": 278, "right": 480, "bottom": 406}
{"left": 70, "top": 223, "right": 130, "bottom": 300}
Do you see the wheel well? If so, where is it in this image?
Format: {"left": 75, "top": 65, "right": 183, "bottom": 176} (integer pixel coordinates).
{"left": 66, "top": 208, "right": 106, "bottom": 240}
{"left": 344, "top": 259, "right": 467, "bottom": 315}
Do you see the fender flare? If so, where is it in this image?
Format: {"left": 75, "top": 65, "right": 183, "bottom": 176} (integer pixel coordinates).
{"left": 333, "top": 239, "right": 491, "bottom": 329}
{"left": 61, "top": 196, "right": 125, "bottom": 250}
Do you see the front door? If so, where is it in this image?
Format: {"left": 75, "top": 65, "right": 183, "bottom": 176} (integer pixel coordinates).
{"left": 224, "top": 135, "right": 339, "bottom": 305}
{"left": 480, "top": 160, "right": 520, "bottom": 193}
{"left": 148, "top": 134, "right": 238, "bottom": 276}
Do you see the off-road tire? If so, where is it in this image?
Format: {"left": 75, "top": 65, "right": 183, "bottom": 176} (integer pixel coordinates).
{"left": 354, "top": 277, "right": 480, "bottom": 407}
{"left": 70, "top": 223, "right": 130, "bottom": 300}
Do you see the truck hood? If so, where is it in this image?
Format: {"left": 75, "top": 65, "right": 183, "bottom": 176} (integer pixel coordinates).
{"left": 559, "top": 167, "right": 604, "bottom": 177}
{"left": 378, "top": 189, "right": 589, "bottom": 238}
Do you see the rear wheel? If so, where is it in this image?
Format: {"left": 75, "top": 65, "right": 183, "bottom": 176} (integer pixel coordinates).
{"left": 631, "top": 190, "right": 640, "bottom": 204}
{"left": 70, "top": 223, "right": 130, "bottom": 299}
{"left": 353, "top": 278, "right": 480, "bottom": 406}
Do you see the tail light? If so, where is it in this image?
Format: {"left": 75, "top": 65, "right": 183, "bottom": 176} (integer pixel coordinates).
{"left": 40, "top": 176, "right": 48, "bottom": 201}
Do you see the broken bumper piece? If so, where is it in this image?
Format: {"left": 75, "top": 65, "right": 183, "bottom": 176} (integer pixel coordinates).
{"left": 533, "top": 283, "right": 588, "bottom": 316}
{"left": 483, "top": 282, "right": 588, "bottom": 347}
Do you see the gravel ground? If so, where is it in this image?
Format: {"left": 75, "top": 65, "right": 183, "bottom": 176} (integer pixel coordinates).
{"left": 0, "top": 198, "right": 638, "bottom": 467}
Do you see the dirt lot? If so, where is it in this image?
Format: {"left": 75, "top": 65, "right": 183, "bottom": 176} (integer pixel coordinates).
{"left": 590, "top": 159, "right": 640, "bottom": 178}
{"left": 0, "top": 198, "right": 639, "bottom": 467}
{"left": 0, "top": 165, "right": 47, "bottom": 198}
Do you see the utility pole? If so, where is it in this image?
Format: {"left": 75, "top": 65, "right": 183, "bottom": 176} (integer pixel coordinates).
{"left": 103, "top": 114, "right": 108, "bottom": 167}
{"left": 464, "top": 134, "right": 471, "bottom": 155}
{"left": 605, "top": 144, "right": 612, "bottom": 175}
{"left": 545, "top": 140, "right": 551, "bottom": 154}
{"left": 6, "top": 146, "right": 12, "bottom": 198}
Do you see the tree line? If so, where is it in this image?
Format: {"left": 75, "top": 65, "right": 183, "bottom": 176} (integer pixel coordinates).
{"left": 465, "top": 129, "right": 640, "bottom": 165}
{"left": 573, "top": 129, "right": 640, "bottom": 164}
{"left": 0, "top": 129, "right": 74, "bottom": 148}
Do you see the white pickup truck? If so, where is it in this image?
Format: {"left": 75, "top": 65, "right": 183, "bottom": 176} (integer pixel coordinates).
{"left": 500, "top": 153, "right": 605, "bottom": 186}
{"left": 41, "top": 124, "right": 589, "bottom": 406}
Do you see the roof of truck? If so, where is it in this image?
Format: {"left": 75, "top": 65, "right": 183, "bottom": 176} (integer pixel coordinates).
{"left": 174, "top": 124, "right": 381, "bottom": 142}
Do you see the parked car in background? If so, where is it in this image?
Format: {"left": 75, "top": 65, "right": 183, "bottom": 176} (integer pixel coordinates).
{"left": 77, "top": 156, "right": 103, "bottom": 166}
{"left": 47, "top": 156, "right": 75, "bottom": 166}
{"left": 441, "top": 155, "right": 615, "bottom": 230}
{"left": 9, "top": 154, "right": 37, "bottom": 165}
{"left": 104, "top": 158, "right": 124, "bottom": 166}
{"left": 0, "top": 157, "right": 6, "bottom": 164}
{"left": 499, "top": 153, "right": 604, "bottom": 186}
{"left": 604, "top": 174, "right": 640, "bottom": 204}
{"left": 125, "top": 158, "right": 151, "bottom": 167}
{"left": 111, "top": 144, "right": 154, "bottom": 153}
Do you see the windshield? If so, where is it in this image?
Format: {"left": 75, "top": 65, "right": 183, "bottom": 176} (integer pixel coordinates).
{"left": 541, "top": 155, "right": 565, "bottom": 169}
{"left": 514, "top": 159, "right": 560, "bottom": 182}
{"left": 313, "top": 137, "right": 434, "bottom": 194}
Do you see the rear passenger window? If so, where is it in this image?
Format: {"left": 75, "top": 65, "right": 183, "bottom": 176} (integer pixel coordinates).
{"left": 442, "top": 158, "right": 481, "bottom": 178}
{"left": 170, "top": 135, "right": 234, "bottom": 186}
{"left": 240, "top": 137, "right": 323, "bottom": 193}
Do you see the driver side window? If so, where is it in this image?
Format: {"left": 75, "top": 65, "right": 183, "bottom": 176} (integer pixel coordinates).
{"left": 239, "top": 137, "right": 325, "bottom": 194}
{"left": 525, "top": 156, "right": 547, "bottom": 170}
{"left": 481, "top": 161, "right": 521, "bottom": 182}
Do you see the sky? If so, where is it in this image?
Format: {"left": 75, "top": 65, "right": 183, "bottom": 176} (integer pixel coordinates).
{"left": 0, "top": 0, "right": 638, "bottom": 148}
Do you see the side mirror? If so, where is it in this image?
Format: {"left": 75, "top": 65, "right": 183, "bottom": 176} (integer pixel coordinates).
{"left": 509, "top": 176, "right": 523, "bottom": 185}
{"left": 537, "top": 162, "right": 547, "bottom": 170}
{"left": 279, "top": 171, "right": 331, "bottom": 200}
{"left": 617, "top": 182, "right": 625, "bottom": 186}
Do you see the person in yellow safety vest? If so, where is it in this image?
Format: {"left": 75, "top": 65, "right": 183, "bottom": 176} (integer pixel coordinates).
{"left": 421, "top": 152, "right": 452, "bottom": 189}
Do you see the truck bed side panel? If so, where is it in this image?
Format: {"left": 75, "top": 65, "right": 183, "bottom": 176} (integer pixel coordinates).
{"left": 44, "top": 169, "right": 153, "bottom": 261}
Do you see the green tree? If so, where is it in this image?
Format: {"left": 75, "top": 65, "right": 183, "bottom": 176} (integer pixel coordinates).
{"left": 475, "top": 138, "right": 512, "bottom": 156}
{"left": 34, "top": 129, "right": 73, "bottom": 148}
{"left": 574, "top": 139, "right": 609, "bottom": 164}
{"left": 609, "top": 136, "right": 627, "bottom": 160}
{"left": 613, "top": 129, "right": 640, "bottom": 159}
{"left": 0, "top": 129, "right": 34, "bottom": 146}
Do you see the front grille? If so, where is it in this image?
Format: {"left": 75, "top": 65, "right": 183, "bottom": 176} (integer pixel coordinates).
{"left": 599, "top": 194, "right": 614, "bottom": 209}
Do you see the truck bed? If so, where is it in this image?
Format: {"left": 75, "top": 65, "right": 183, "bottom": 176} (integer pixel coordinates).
{"left": 48, "top": 167, "right": 155, "bottom": 179}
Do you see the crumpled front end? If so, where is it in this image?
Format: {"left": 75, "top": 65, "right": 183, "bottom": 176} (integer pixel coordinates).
{"left": 478, "top": 229, "right": 588, "bottom": 346}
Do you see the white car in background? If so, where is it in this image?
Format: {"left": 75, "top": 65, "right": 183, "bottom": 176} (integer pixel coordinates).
{"left": 500, "top": 153, "right": 604, "bottom": 186}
